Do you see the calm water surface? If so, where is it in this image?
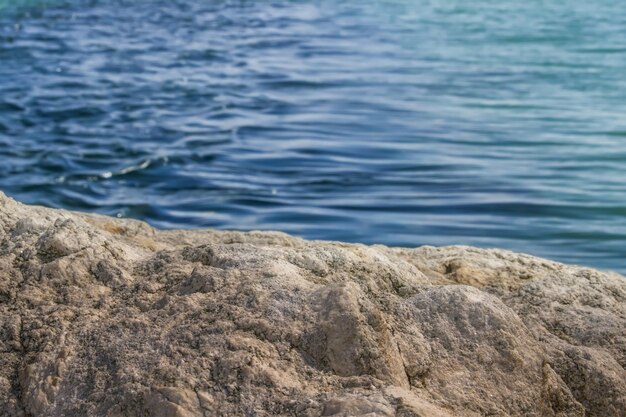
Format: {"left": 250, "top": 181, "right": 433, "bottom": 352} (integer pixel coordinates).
{"left": 1, "top": 0, "right": 625, "bottom": 273}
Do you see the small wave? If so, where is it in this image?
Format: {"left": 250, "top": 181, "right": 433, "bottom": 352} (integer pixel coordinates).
{"left": 100, "top": 159, "right": 152, "bottom": 179}
{"left": 54, "top": 157, "right": 167, "bottom": 184}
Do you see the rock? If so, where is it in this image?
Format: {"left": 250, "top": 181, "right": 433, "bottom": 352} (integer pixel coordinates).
{"left": 0, "top": 191, "right": 624, "bottom": 416}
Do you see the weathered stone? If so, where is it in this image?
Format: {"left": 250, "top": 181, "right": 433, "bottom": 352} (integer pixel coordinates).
{"left": 0, "top": 192, "right": 624, "bottom": 416}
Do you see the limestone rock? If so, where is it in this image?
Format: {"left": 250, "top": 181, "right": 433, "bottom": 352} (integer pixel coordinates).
{"left": 0, "top": 192, "right": 624, "bottom": 416}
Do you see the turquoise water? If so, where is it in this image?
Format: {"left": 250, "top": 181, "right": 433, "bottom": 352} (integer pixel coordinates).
{"left": 1, "top": 0, "right": 625, "bottom": 273}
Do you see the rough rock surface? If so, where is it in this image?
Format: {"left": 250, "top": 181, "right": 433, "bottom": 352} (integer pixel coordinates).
{"left": 0, "top": 192, "right": 624, "bottom": 417}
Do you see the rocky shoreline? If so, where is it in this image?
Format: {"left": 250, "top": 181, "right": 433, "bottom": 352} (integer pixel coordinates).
{"left": 0, "top": 192, "right": 624, "bottom": 416}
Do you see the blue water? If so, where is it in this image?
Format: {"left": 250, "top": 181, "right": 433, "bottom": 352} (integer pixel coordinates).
{"left": 1, "top": 0, "right": 625, "bottom": 273}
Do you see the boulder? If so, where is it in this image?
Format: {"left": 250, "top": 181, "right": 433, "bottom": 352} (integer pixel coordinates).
{"left": 0, "top": 192, "right": 624, "bottom": 416}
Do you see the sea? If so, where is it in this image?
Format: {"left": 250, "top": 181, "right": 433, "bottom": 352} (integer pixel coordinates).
{"left": 1, "top": 0, "right": 625, "bottom": 273}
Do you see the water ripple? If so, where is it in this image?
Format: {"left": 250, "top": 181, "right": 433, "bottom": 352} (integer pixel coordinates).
{"left": 0, "top": 0, "right": 625, "bottom": 273}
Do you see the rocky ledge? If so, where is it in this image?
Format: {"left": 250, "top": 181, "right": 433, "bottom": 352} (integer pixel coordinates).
{"left": 0, "top": 192, "right": 625, "bottom": 417}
